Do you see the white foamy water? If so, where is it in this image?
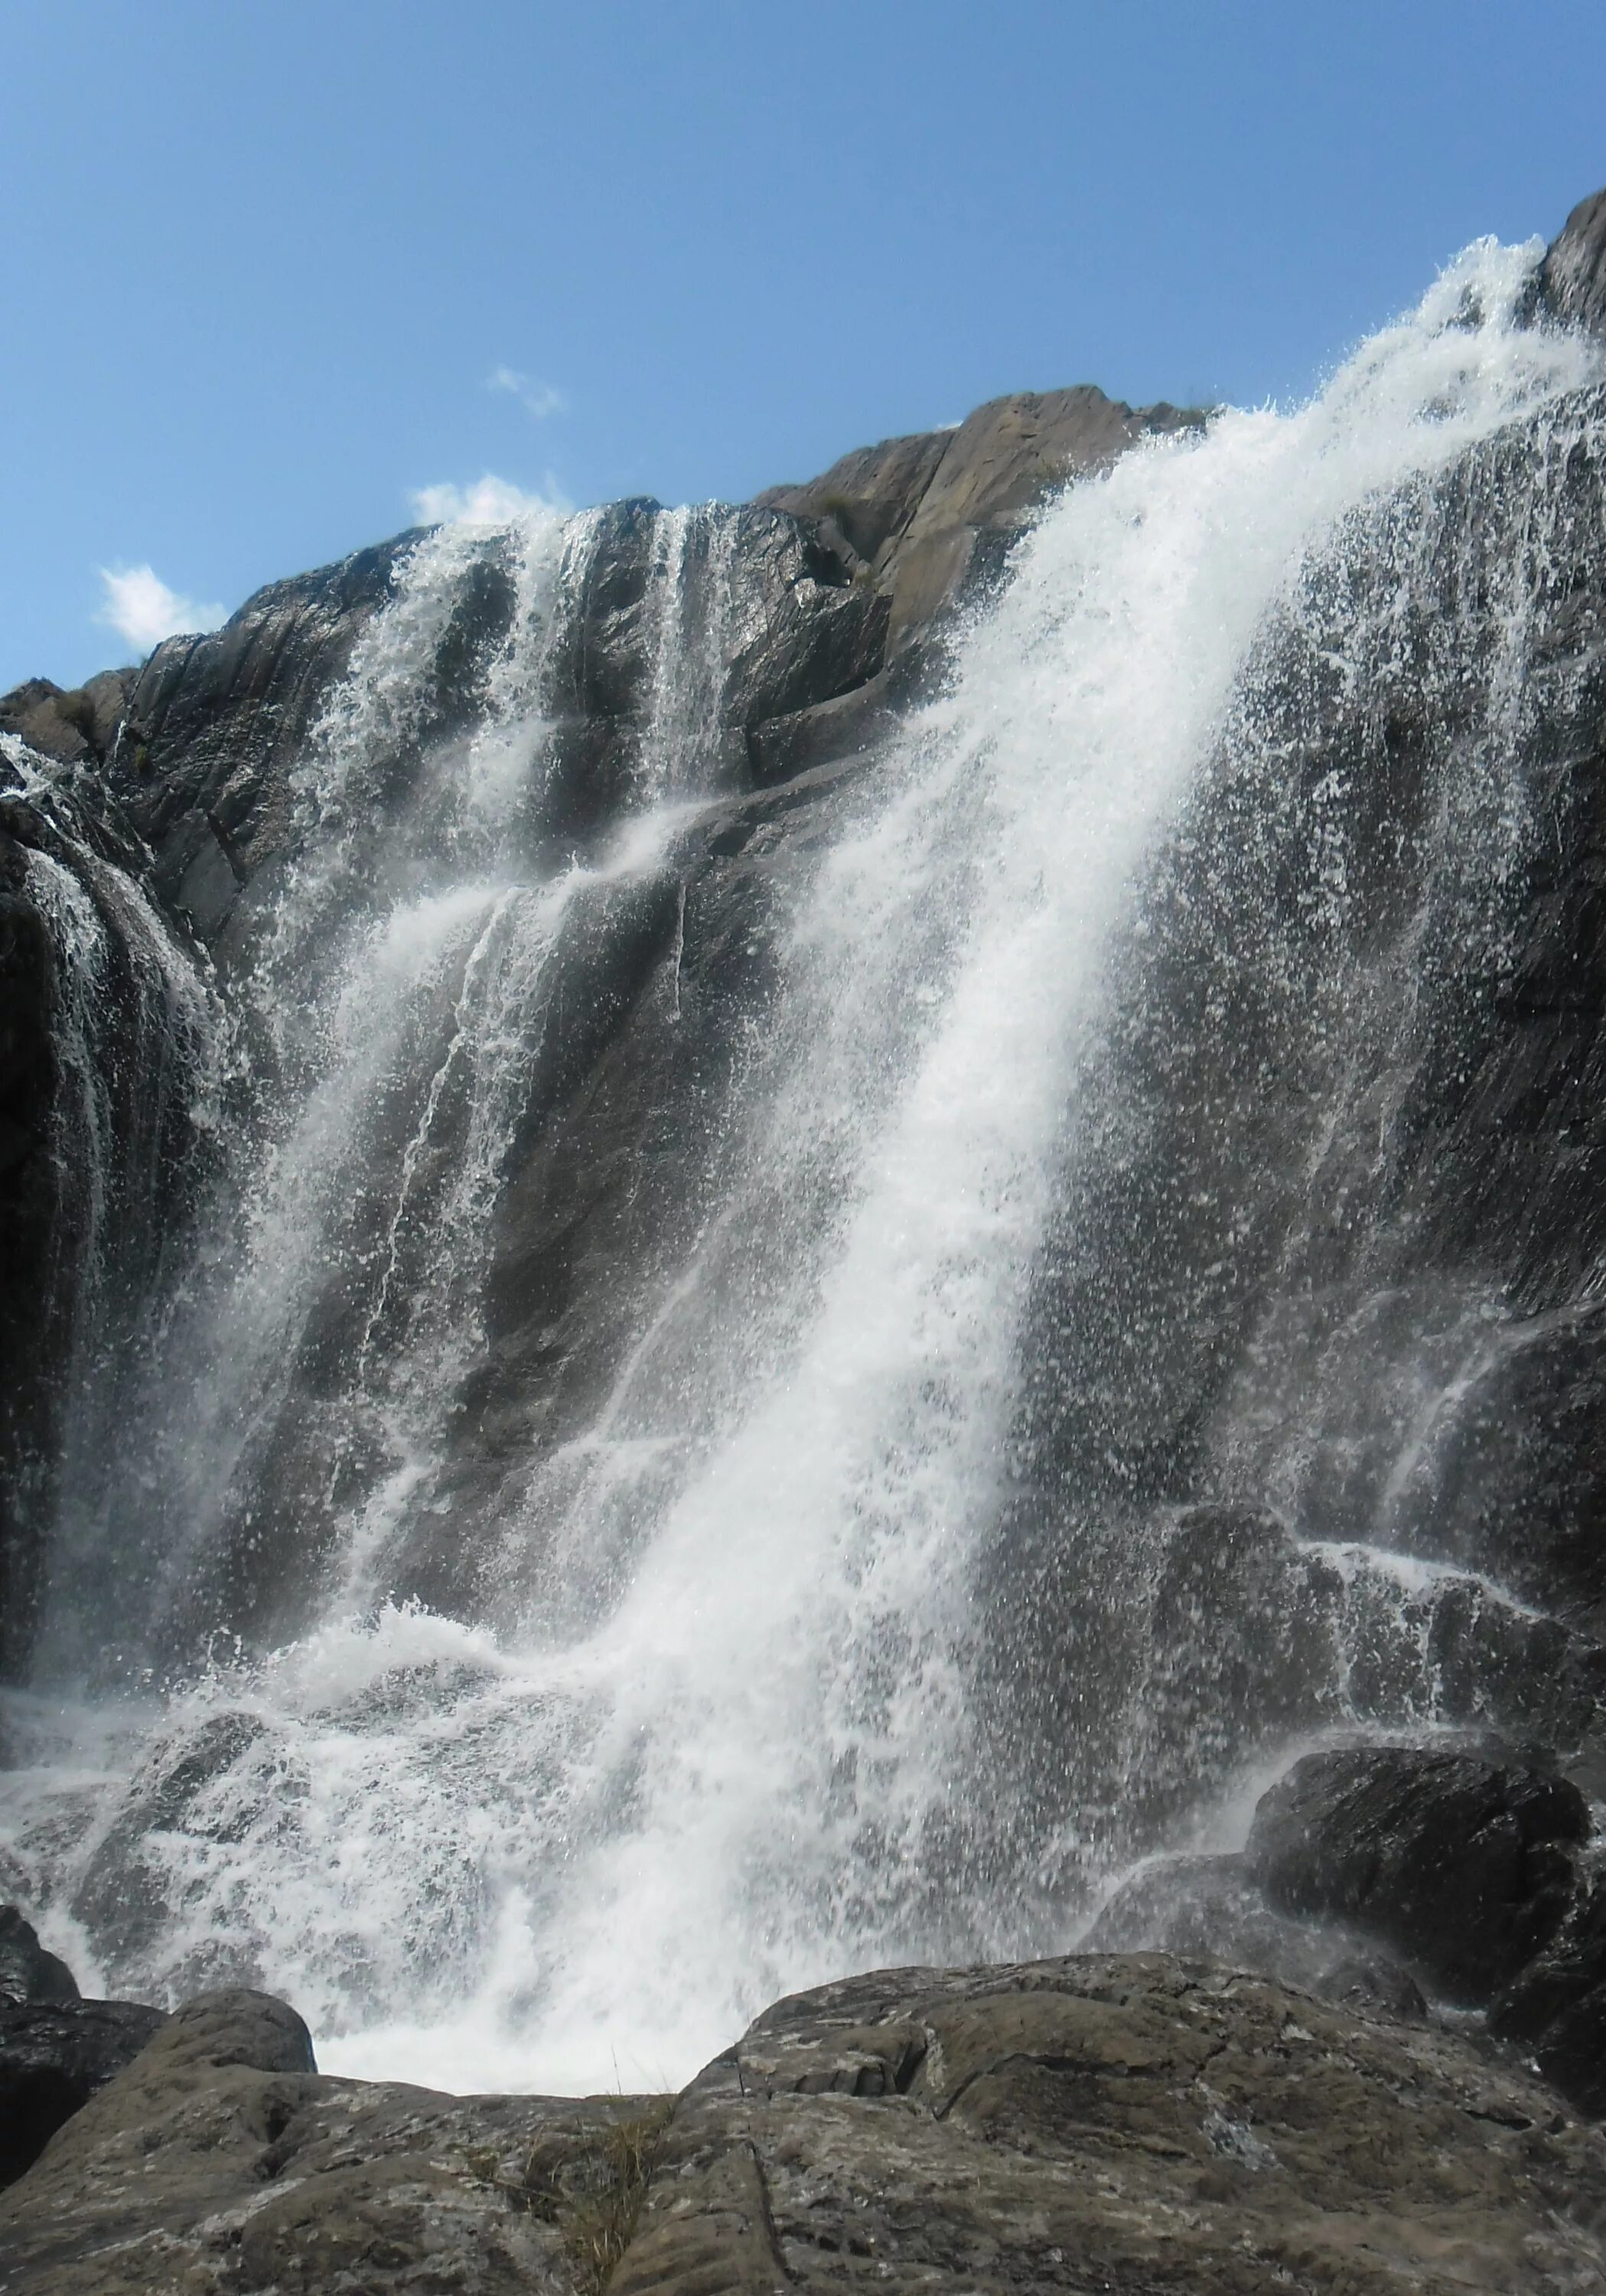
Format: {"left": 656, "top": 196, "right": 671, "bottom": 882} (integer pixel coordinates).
{"left": 5, "top": 238, "right": 1604, "bottom": 2093}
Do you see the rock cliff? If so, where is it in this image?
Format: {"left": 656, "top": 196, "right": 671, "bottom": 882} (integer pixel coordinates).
{"left": 7, "top": 197, "right": 1606, "bottom": 2293}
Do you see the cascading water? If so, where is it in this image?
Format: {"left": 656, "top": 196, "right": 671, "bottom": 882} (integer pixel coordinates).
{"left": 3, "top": 236, "right": 1604, "bottom": 2093}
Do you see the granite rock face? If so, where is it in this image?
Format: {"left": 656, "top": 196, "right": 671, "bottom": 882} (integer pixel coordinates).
{"left": 5, "top": 1958, "right": 1605, "bottom": 2294}
{"left": 1538, "top": 187, "right": 1606, "bottom": 336}
{"left": 757, "top": 382, "right": 1204, "bottom": 650}
{"left": 0, "top": 673, "right": 137, "bottom": 770}
{"left": 87, "top": 503, "right": 892, "bottom": 967}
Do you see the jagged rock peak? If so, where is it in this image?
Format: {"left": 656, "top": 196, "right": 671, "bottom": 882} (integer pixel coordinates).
{"left": 756, "top": 383, "right": 1205, "bottom": 649}
{"left": 1537, "top": 184, "right": 1606, "bottom": 334}
{"left": 0, "top": 671, "right": 137, "bottom": 768}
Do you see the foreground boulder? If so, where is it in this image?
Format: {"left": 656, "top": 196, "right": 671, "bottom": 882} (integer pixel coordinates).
{"left": 0, "top": 1910, "right": 171, "bottom": 2189}
{"left": 5, "top": 1956, "right": 1606, "bottom": 2291}
{"left": 0, "top": 1986, "right": 664, "bottom": 2294}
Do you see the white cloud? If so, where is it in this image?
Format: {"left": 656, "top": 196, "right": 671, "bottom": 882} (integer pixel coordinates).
{"left": 409, "top": 475, "right": 566, "bottom": 527}
{"left": 96, "top": 565, "right": 226, "bottom": 654}
{"left": 487, "top": 364, "right": 567, "bottom": 421}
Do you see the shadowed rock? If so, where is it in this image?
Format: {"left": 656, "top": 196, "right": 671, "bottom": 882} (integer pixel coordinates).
{"left": 1493, "top": 1869, "right": 1606, "bottom": 2114}
{"left": 1246, "top": 1746, "right": 1588, "bottom": 2004}
{"left": 0, "top": 1908, "right": 77, "bottom": 2006}
{"left": 0, "top": 1998, "right": 166, "bottom": 2190}
{"left": 1538, "top": 188, "right": 1606, "bottom": 336}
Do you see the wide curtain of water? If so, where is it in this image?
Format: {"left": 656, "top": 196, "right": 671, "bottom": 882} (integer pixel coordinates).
{"left": 2, "top": 238, "right": 1602, "bottom": 2092}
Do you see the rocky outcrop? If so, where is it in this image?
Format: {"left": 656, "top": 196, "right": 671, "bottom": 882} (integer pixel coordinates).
{"left": 101, "top": 535, "right": 422, "bottom": 948}
{"left": 0, "top": 673, "right": 136, "bottom": 770}
{"left": 1537, "top": 188, "right": 1606, "bottom": 334}
{"left": 1245, "top": 1749, "right": 1588, "bottom": 2003}
{"left": 0, "top": 1985, "right": 666, "bottom": 2294}
{"left": 0, "top": 1981, "right": 166, "bottom": 2190}
{"left": 4, "top": 1958, "right": 1605, "bottom": 2293}
{"left": 0, "top": 1908, "right": 77, "bottom": 2006}
{"left": 757, "top": 383, "right": 1204, "bottom": 651}
{"left": 1086, "top": 1740, "right": 1606, "bottom": 2119}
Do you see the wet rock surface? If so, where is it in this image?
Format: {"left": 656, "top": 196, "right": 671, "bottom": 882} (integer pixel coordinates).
{"left": 0, "top": 745, "right": 208, "bottom": 1670}
{"left": 0, "top": 1906, "right": 78, "bottom": 2004}
{"left": 1084, "top": 1852, "right": 1431, "bottom": 2023}
{"left": 8, "top": 1956, "right": 1601, "bottom": 2294}
{"left": 1493, "top": 1869, "right": 1606, "bottom": 2115}
{"left": 1245, "top": 1747, "right": 1589, "bottom": 2004}
{"left": 0, "top": 1997, "right": 166, "bottom": 2191}
{"left": 757, "top": 383, "right": 1205, "bottom": 650}
{"left": 1538, "top": 187, "right": 1606, "bottom": 336}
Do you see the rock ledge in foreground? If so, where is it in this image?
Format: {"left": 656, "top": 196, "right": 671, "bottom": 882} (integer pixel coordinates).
{"left": 5, "top": 1955, "right": 1606, "bottom": 2293}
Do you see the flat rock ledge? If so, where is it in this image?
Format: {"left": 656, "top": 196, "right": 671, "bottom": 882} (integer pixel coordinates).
{"left": 3, "top": 1955, "right": 1605, "bottom": 2294}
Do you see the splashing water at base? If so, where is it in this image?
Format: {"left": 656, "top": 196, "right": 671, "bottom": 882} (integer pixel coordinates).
{"left": 5, "top": 238, "right": 1605, "bottom": 2093}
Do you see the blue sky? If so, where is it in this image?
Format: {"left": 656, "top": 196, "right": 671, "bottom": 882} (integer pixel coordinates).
{"left": 6, "top": 0, "right": 1606, "bottom": 690}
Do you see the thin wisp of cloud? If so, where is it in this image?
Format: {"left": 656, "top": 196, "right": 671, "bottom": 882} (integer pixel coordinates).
{"left": 488, "top": 365, "right": 567, "bottom": 421}
{"left": 96, "top": 566, "right": 226, "bottom": 653}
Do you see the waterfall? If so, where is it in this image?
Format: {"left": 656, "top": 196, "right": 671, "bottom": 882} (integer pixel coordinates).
{"left": 2, "top": 235, "right": 1604, "bottom": 2095}
{"left": 0, "top": 740, "right": 217, "bottom": 1675}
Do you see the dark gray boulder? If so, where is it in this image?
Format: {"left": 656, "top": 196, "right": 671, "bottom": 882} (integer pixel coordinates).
{"left": 1491, "top": 1870, "right": 1606, "bottom": 2113}
{"left": 0, "top": 1908, "right": 78, "bottom": 2005}
{"left": 1246, "top": 1746, "right": 1589, "bottom": 2004}
{"left": 0, "top": 1998, "right": 166, "bottom": 2189}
